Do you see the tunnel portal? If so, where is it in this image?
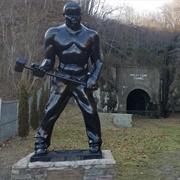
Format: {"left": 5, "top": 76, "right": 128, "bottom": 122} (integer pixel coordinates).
{"left": 126, "top": 89, "right": 152, "bottom": 115}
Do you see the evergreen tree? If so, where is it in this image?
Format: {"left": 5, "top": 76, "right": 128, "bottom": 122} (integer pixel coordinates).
{"left": 38, "top": 85, "right": 45, "bottom": 122}
{"left": 30, "top": 88, "right": 39, "bottom": 130}
{"left": 18, "top": 81, "right": 29, "bottom": 137}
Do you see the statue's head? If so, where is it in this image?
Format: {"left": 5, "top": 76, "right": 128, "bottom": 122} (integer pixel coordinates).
{"left": 63, "top": 1, "right": 82, "bottom": 30}
{"left": 63, "top": 1, "right": 81, "bottom": 15}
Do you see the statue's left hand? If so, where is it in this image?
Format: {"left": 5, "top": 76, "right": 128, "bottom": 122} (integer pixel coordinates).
{"left": 31, "top": 63, "right": 45, "bottom": 78}
{"left": 87, "top": 75, "right": 98, "bottom": 90}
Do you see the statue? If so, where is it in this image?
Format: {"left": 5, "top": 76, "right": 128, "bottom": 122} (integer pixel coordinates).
{"left": 32, "top": 1, "right": 103, "bottom": 155}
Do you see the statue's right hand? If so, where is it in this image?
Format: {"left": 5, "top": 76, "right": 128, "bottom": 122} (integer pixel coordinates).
{"left": 31, "top": 63, "right": 45, "bottom": 78}
{"left": 86, "top": 74, "right": 98, "bottom": 90}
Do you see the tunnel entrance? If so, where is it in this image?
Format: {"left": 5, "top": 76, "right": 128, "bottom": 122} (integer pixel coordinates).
{"left": 126, "top": 89, "right": 152, "bottom": 115}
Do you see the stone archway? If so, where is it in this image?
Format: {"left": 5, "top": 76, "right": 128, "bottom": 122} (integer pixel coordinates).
{"left": 126, "top": 89, "right": 152, "bottom": 115}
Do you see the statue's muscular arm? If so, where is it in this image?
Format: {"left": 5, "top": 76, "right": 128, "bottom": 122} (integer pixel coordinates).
{"left": 89, "top": 31, "right": 103, "bottom": 79}
{"left": 41, "top": 27, "right": 58, "bottom": 71}
{"left": 86, "top": 30, "right": 103, "bottom": 89}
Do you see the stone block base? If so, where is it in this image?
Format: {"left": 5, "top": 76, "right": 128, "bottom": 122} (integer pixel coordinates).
{"left": 99, "top": 112, "right": 132, "bottom": 128}
{"left": 11, "top": 150, "right": 116, "bottom": 180}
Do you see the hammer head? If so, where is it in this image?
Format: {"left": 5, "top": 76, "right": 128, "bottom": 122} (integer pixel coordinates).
{"left": 15, "top": 57, "right": 27, "bottom": 72}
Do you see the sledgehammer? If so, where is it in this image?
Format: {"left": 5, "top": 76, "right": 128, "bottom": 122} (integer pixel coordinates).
{"left": 14, "top": 57, "right": 86, "bottom": 85}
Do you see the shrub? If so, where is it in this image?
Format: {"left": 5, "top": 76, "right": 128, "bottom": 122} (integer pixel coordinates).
{"left": 30, "top": 88, "right": 39, "bottom": 130}
{"left": 38, "top": 85, "right": 45, "bottom": 122}
{"left": 18, "top": 81, "right": 29, "bottom": 137}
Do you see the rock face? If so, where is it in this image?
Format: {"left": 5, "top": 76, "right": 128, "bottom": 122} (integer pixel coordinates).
{"left": 166, "top": 35, "right": 180, "bottom": 112}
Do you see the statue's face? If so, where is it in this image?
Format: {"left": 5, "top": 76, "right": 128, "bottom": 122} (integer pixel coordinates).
{"left": 65, "top": 14, "right": 81, "bottom": 29}
{"left": 63, "top": 2, "right": 82, "bottom": 30}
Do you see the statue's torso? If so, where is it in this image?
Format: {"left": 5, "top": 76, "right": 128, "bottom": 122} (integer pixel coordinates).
{"left": 53, "top": 24, "right": 94, "bottom": 76}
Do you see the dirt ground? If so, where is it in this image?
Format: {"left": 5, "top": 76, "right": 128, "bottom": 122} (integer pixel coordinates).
{"left": 0, "top": 104, "right": 180, "bottom": 180}
{"left": 1, "top": 133, "right": 180, "bottom": 180}
{"left": 0, "top": 135, "right": 34, "bottom": 180}
{"left": 0, "top": 103, "right": 84, "bottom": 180}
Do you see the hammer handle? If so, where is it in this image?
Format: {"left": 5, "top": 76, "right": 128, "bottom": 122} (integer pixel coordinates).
{"left": 46, "top": 71, "right": 86, "bottom": 85}
{"left": 24, "top": 65, "right": 86, "bottom": 86}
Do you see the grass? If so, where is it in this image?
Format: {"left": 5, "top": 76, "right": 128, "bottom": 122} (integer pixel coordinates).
{"left": 11, "top": 104, "right": 180, "bottom": 179}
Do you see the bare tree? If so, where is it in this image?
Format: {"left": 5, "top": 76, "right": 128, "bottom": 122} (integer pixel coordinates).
{"left": 0, "top": 0, "right": 68, "bottom": 99}
{"left": 160, "top": 0, "right": 180, "bottom": 32}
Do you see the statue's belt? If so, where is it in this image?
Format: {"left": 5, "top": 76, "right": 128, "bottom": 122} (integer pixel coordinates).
{"left": 59, "top": 62, "right": 88, "bottom": 71}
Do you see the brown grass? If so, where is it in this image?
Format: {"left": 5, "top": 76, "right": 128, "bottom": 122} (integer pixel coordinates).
{"left": 0, "top": 103, "right": 180, "bottom": 179}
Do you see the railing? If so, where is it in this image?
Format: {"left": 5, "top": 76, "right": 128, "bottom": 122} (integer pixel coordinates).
{"left": 0, "top": 79, "right": 50, "bottom": 145}
{"left": 120, "top": 110, "right": 160, "bottom": 118}
{"left": 0, "top": 99, "right": 18, "bottom": 144}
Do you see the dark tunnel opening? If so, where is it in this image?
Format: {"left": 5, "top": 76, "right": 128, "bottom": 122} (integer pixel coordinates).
{"left": 126, "top": 89, "right": 152, "bottom": 115}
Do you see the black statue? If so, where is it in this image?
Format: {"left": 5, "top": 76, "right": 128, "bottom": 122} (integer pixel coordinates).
{"left": 33, "top": 1, "right": 103, "bottom": 155}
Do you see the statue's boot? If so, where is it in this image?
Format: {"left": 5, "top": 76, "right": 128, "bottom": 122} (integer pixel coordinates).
{"left": 34, "top": 133, "right": 48, "bottom": 155}
{"left": 87, "top": 131, "right": 102, "bottom": 153}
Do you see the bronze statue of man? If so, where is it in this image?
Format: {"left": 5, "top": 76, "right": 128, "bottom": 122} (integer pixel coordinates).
{"left": 33, "top": 1, "right": 103, "bottom": 155}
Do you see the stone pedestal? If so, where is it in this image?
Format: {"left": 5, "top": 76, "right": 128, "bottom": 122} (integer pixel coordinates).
{"left": 11, "top": 150, "right": 116, "bottom": 180}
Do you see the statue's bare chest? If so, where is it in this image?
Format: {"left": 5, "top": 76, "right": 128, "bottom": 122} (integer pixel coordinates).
{"left": 54, "top": 29, "right": 92, "bottom": 52}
